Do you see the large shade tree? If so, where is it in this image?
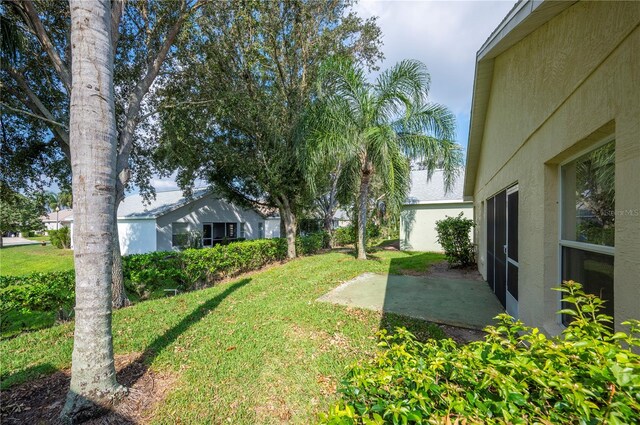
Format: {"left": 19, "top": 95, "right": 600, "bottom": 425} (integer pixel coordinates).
{"left": 154, "top": 0, "right": 382, "bottom": 258}
{"left": 306, "top": 58, "right": 462, "bottom": 259}
{"left": 1, "top": 0, "right": 202, "bottom": 308}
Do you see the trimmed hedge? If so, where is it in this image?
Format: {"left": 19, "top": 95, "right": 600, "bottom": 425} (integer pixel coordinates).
{"left": 1, "top": 234, "right": 327, "bottom": 325}
{"left": 321, "top": 281, "right": 640, "bottom": 424}
{"left": 0, "top": 271, "right": 75, "bottom": 321}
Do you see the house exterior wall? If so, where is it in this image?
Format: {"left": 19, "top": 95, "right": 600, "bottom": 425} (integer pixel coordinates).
{"left": 472, "top": 1, "right": 640, "bottom": 333}
{"left": 265, "top": 218, "right": 281, "bottom": 238}
{"left": 44, "top": 222, "right": 69, "bottom": 231}
{"left": 155, "top": 195, "right": 278, "bottom": 251}
{"left": 118, "top": 219, "right": 157, "bottom": 255}
{"left": 400, "top": 203, "right": 473, "bottom": 252}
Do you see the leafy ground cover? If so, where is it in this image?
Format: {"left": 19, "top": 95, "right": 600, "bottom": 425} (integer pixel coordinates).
{"left": 322, "top": 283, "right": 640, "bottom": 424}
{"left": 0, "top": 244, "right": 74, "bottom": 276}
{"left": 0, "top": 249, "right": 445, "bottom": 423}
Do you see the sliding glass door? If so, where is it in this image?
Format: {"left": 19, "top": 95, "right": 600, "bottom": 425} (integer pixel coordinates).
{"left": 486, "top": 185, "right": 519, "bottom": 317}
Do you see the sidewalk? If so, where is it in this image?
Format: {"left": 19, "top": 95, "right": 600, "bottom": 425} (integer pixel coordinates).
{"left": 1, "top": 237, "right": 40, "bottom": 247}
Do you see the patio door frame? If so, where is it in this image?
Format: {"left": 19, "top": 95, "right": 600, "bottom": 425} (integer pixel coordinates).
{"left": 486, "top": 183, "right": 519, "bottom": 317}
{"left": 505, "top": 185, "right": 519, "bottom": 318}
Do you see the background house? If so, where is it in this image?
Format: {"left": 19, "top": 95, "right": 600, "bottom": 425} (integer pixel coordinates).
{"left": 70, "top": 189, "right": 281, "bottom": 255}
{"left": 41, "top": 209, "right": 73, "bottom": 231}
{"left": 464, "top": 0, "right": 639, "bottom": 331}
{"left": 400, "top": 169, "right": 472, "bottom": 252}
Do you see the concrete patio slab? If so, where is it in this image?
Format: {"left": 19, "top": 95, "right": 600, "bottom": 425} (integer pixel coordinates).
{"left": 318, "top": 273, "right": 504, "bottom": 330}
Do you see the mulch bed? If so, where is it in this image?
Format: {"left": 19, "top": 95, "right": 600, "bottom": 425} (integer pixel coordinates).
{"left": 1, "top": 353, "right": 176, "bottom": 424}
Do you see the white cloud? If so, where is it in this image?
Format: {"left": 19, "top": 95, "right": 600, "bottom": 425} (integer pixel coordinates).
{"left": 355, "top": 0, "right": 516, "bottom": 149}
{"left": 149, "top": 178, "right": 181, "bottom": 191}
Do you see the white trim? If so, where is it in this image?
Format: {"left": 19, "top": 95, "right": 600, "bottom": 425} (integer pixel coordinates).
{"left": 505, "top": 185, "right": 519, "bottom": 318}
{"left": 507, "top": 257, "right": 519, "bottom": 268}
{"left": 559, "top": 239, "right": 615, "bottom": 256}
{"left": 402, "top": 200, "right": 473, "bottom": 206}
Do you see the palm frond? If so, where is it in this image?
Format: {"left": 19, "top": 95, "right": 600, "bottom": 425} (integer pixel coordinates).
{"left": 374, "top": 59, "right": 430, "bottom": 122}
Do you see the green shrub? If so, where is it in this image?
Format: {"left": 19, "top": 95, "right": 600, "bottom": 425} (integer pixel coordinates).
{"left": 122, "top": 252, "right": 187, "bottom": 297}
{"left": 296, "top": 232, "right": 328, "bottom": 255}
{"left": 180, "top": 238, "right": 288, "bottom": 289}
{"left": 334, "top": 226, "right": 356, "bottom": 246}
{"left": 122, "top": 238, "right": 289, "bottom": 295}
{"left": 435, "top": 213, "right": 475, "bottom": 267}
{"left": 0, "top": 271, "right": 75, "bottom": 325}
{"left": 335, "top": 224, "right": 383, "bottom": 247}
{"left": 49, "top": 227, "right": 71, "bottom": 249}
{"left": 321, "top": 281, "right": 640, "bottom": 425}
{"left": 1, "top": 237, "right": 320, "bottom": 332}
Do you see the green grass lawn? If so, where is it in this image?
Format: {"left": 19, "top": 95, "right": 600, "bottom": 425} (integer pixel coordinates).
{"left": 0, "top": 244, "right": 74, "bottom": 276}
{"left": 26, "top": 235, "right": 50, "bottom": 242}
{"left": 0, "top": 249, "right": 445, "bottom": 423}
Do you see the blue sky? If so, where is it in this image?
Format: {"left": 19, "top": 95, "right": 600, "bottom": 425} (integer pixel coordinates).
{"left": 149, "top": 0, "right": 516, "bottom": 191}
{"left": 354, "top": 0, "right": 515, "bottom": 156}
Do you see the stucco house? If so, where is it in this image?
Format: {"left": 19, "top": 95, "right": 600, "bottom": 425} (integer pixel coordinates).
{"left": 400, "top": 169, "right": 472, "bottom": 252}
{"left": 41, "top": 209, "right": 73, "bottom": 231}
{"left": 465, "top": 0, "right": 639, "bottom": 332}
{"left": 70, "top": 188, "right": 281, "bottom": 255}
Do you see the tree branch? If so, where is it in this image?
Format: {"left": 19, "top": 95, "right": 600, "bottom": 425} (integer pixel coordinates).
{"left": 115, "top": 0, "right": 206, "bottom": 199}
{"left": 4, "top": 68, "right": 70, "bottom": 155}
{"left": 117, "top": 0, "right": 195, "bottom": 167}
{"left": 0, "top": 101, "right": 67, "bottom": 129}
{"left": 138, "top": 99, "right": 217, "bottom": 122}
{"left": 111, "top": 0, "right": 126, "bottom": 53}
{"left": 18, "top": 1, "right": 71, "bottom": 91}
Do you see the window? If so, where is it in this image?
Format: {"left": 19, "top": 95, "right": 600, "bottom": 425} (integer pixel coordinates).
{"left": 240, "top": 223, "right": 246, "bottom": 239}
{"left": 172, "top": 222, "right": 190, "bottom": 247}
{"left": 202, "top": 222, "right": 238, "bottom": 246}
{"left": 258, "top": 222, "right": 264, "bottom": 239}
{"left": 226, "top": 223, "right": 237, "bottom": 239}
{"left": 560, "top": 139, "right": 615, "bottom": 325}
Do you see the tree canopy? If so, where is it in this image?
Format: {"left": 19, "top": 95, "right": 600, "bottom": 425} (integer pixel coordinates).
{"left": 154, "top": 0, "right": 383, "bottom": 258}
{"left": 305, "top": 58, "right": 462, "bottom": 259}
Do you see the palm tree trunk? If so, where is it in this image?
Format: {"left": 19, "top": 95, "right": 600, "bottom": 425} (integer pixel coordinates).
{"left": 356, "top": 170, "right": 371, "bottom": 260}
{"left": 61, "top": 1, "right": 123, "bottom": 421}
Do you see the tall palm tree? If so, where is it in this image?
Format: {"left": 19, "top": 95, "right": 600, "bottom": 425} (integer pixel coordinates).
{"left": 44, "top": 190, "right": 72, "bottom": 212}
{"left": 307, "top": 58, "right": 461, "bottom": 259}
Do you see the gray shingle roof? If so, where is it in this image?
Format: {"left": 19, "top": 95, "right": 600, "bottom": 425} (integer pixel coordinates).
{"left": 41, "top": 209, "right": 74, "bottom": 223}
{"left": 117, "top": 188, "right": 211, "bottom": 218}
{"left": 68, "top": 188, "right": 279, "bottom": 221}
{"left": 404, "top": 169, "right": 466, "bottom": 205}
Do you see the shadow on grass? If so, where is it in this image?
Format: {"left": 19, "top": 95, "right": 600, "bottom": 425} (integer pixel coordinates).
{"left": 119, "top": 278, "right": 251, "bottom": 387}
{"left": 1, "top": 279, "right": 251, "bottom": 423}
{"left": 387, "top": 251, "right": 444, "bottom": 275}
{"left": 380, "top": 312, "right": 445, "bottom": 343}
{"left": 0, "top": 363, "right": 58, "bottom": 390}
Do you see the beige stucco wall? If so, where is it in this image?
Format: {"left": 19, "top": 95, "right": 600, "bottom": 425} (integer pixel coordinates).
{"left": 472, "top": 1, "right": 640, "bottom": 333}
{"left": 400, "top": 203, "right": 473, "bottom": 252}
